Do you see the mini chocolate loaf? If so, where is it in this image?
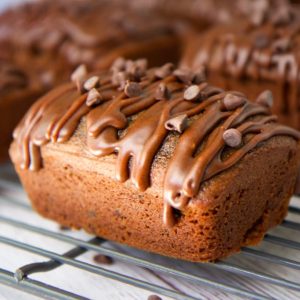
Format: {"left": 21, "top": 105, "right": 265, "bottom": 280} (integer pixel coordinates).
{"left": 10, "top": 59, "right": 300, "bottom": 261}
{"left": 0, "top": 0, "right": 184, "bottom": 161}
{"left": 181, "top": 1, "right": 300, "bottom": 130}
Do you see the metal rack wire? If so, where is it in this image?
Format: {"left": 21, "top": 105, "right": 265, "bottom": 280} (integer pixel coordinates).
{"left": 1, "top": 166, "right": 300, "bottom": 300}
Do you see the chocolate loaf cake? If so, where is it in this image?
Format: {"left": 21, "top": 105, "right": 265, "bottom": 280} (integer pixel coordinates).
{"left": 181, "top": 1, "right": 300, "bottom": 130}
{"left": 10, "top": 59, "right": 300, "bottom": 261}
{"left": 0, "top": 0, "right": 184, "bottom": 161}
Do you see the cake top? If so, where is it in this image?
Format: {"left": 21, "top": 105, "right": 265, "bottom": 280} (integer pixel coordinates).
{"left": 13, "top": 58, "right": 300, "bottom": 226}
{"left": 181, "top": 0, "right": 300, "bottom": 82}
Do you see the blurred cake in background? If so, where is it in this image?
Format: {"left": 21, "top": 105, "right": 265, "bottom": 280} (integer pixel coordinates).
{"left": 181, "top": 0, "right": 300, "bottom": 130}
{"left": 0, "top": 0, "right": 186, "bottom": 161}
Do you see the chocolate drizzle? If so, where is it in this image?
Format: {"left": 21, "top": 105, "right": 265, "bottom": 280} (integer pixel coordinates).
{"left": 13, "top": 59, "right": 300, "bottom": 227}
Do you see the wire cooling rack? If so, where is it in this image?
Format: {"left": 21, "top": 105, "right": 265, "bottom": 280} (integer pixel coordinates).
{"left": 1, "top": 164, "right": 300, "bottom": 300}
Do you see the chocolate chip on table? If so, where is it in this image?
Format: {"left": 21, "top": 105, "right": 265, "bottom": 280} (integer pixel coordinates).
{"left": 173, "top": 68, "right": 193, "bottom": 84}
{"left": 184, "top": 85, "right": 201, "bottom": 101}
{"left": 147, "top": 295, "right": 162, "bottom": 300}
{"left": 165, "top": 114, "right": 188, "bottom": 133}
{"left": 84, "top": 76, "right": 100, "bottom": 91}
{"left": 223, "top": 128, "right": 242, "bottom": 147}
{"left": 154, "top": 63, "right": 174, "bottom": 79}
{"left": 59, "top": 225, "right": 70, "bottom": 231}
{"left": 93, "top": 254, "right": 114, "bottom": 265}
{"left": 86, "top": 88, "right": 102, "bottom": 106}
{"left": 223, "top": 93, "right": 246, "bottom": 110}
{"left": 256, "top": 90, "right": 273, "bottom": 108}
{"left": 155, "top": 83, "right": 170, "bottom": 100}
{"left": 124, "top": 81, "right": 142, "bottom": 97}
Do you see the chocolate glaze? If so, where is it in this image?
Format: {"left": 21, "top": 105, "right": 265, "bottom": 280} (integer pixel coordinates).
{"left": 13, "top": 59, "right": 300, "bottom": 227}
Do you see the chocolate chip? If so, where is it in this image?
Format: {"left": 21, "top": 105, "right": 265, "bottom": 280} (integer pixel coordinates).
{"left": 112, "top": 71, "right": 128, "bottom": 88}
{"left": 272, "top": 6, "right": 292, "bottom": 26}
{"left": 223, "top": 93, "right": 246, "bottom": 110}
{"left": 155, "top": 83, "right": 170, "bottom": 100}
{"left": 124, "top": 81, "right": 142, "bottom": 97}
{"left": 202, "top": 85, "right": 223, "bottom": 98}
{"left": 256, "top": 90, "right": 273, "bottom": 108}
{"left": 254, "top": 33, "right": 270, "bottom": 49}
{"left": 86, "top": 88, "right": 102, "bottom": 107}
{"left": 223, "top": 129, "right": 242, "bottom": 147}
{"left": 93, "top": 254, "right": 114, "bottom": 265}
{"left": 154, "top": 63, "right": 174, "bottom": 79}
{"left": 147, "top": 295, "right": 162, "bottom": 300}
{"left": 110, "top": 57, "right": 126, "bottom": 71}
{"left": 272, "top": 38, "right": 290, "bottom": 53}
{"left": 71, "top": 64, "right": 87, "bottom": 83}
{"left": 136, "top": 58, "right": 148, "bottom": 72}
{"left": 173, "top": 68, "right": 193, "bottom": 84}
{"left": 59, "top": 225, "right": 70, "bottom": 231}
{"left": 83, "top": 76, "right": 100, "bottom": 91}
{"left": 193, "top": 66, "right": 206, "bottom": 84}
{"left": 184, "top": 85, "right": 201, "bottom": 101}
{"left": 165, "top": 114, "right": 188, "bottom": 133}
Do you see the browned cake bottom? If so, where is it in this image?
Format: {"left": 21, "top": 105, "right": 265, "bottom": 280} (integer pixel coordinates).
{"left": 10, "top": 135, "right": 299, "bottom": 262}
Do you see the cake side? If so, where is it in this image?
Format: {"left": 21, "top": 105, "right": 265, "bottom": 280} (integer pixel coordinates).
{"left": 10, "top": 127, "right": 300, "bottom": 261}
